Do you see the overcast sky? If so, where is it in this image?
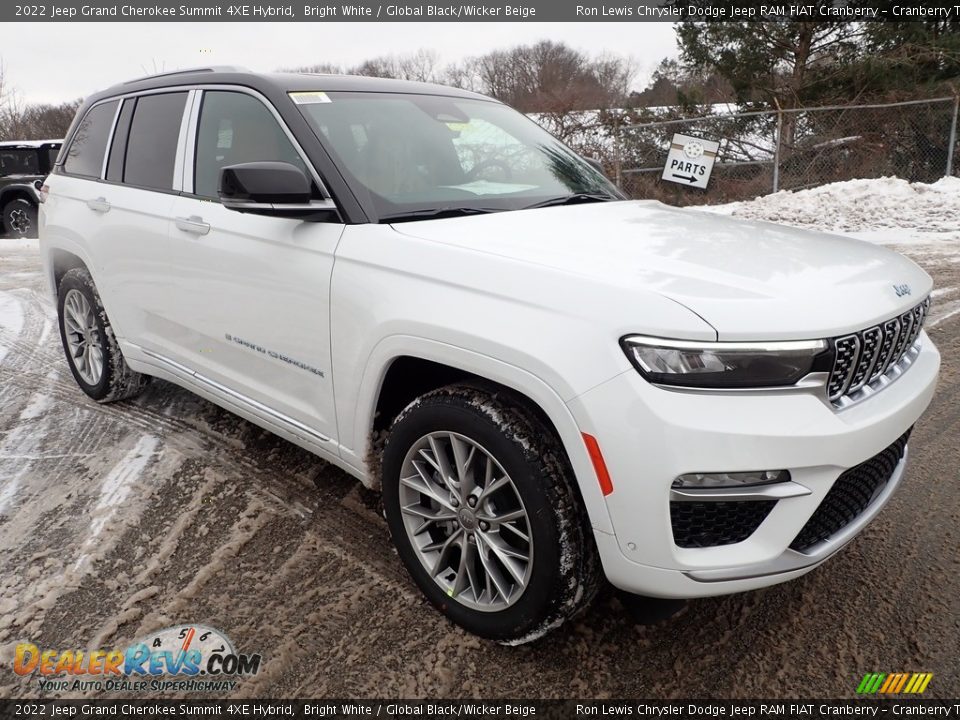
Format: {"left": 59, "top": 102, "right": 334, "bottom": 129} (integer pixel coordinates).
{"left": 6, "top": 22, "right": 678, "bottom": 104}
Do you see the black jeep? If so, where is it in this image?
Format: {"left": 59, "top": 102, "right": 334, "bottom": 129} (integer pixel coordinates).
{"left": 0, "top": 140, "right": 62, "bottom": 238}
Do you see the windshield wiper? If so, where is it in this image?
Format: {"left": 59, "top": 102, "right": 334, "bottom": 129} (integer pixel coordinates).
{"left": 379, "top": 206, "right": 502, "bottom": 223}
{"left": 521, "top": 193, "right": 619, "bottom": 210}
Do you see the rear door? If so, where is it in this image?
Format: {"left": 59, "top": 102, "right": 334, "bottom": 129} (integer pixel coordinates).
{"left": 165, "top": 88, "right": 343, "bottom": 444}
{"left": 54, "top": 91, "right": 190, "bottom": 348}
{"left": 92, "top": 90, "right": 190, "bottom": 348}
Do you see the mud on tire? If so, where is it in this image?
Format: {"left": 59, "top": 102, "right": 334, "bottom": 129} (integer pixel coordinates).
{"left": 381, "top": 383, "right": 601, "bottom": 644}
{"left": 57, "top": 267, "right": 150, "bottom": 403}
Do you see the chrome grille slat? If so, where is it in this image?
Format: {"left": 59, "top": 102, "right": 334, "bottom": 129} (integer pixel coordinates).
{"left": 848, "top": 326, "right": 882, "bottom": 394}
{"left": 892, "top": 310, "right": 915, "bottom": 366}
{"left": 827, "top": 297, "right": 929, "bottom": 407}
{"left": 828, "top": 335, "right": 860, "bottom": 401}
{"left": 872, "top": 318, "right": 901, "bottom": 380}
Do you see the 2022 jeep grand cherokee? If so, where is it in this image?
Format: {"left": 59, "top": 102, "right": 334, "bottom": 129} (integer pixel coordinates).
{"left": 40, "top": 68, "right": 939, "bottom": 643}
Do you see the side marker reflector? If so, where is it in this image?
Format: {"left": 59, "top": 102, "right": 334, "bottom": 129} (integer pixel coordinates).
{"left": 582, "top": 433, "right": 613, "bottom": 496}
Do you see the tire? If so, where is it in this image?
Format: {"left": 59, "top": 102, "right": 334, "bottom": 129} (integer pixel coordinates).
{"left": 56, "top": 267, "right": 150, "bottom": 403}
{"left": 382, "top": 383, "right": 601, "bottom": 643}
{"left": 3, "top": 198, "right": 38, "bottom": 238}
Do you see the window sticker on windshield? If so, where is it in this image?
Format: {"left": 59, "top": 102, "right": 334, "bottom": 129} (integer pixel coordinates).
{"left": 445, "top": 122, "right": 468, "bottom": 131}
{"left": 289, "top": 91, "right": 332, "bottom": 105}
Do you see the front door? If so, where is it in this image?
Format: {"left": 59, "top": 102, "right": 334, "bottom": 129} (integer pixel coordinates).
{"left": 164, "top": 89, "right": 343, "bottom": 445}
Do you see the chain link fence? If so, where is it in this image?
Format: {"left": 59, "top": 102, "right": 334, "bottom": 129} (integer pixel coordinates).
{"left": 603, "top": 97, "right": 960, "bottom": 206}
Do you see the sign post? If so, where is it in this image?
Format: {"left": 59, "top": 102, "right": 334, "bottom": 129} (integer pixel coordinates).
{"left": 661, "top": 133, "right": 719, "bottom": 190}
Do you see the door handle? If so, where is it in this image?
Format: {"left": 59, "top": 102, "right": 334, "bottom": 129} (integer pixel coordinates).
{"left": 86, "top": 197, "right": 111, "bottom": 213}
{"left": 175, "top": 215, "right": 211, "bottom": 236}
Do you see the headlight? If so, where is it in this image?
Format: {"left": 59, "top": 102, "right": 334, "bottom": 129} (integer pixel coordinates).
{"left": 620, "top": 335, "right": 829, "bottom": 389}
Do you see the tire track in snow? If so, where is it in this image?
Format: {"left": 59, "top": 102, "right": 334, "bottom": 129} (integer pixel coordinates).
{"left": 0, "top": 290, "right": 25, "bottom": 365}
{"left": 73, "top": 435, "right": 160, "bottom": 571}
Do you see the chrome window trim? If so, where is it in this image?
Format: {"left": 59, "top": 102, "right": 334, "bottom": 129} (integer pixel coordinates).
{"left": 181, "top": 89, "right": 204, "bottom": 194}
{"left": 62, "top": 83, "right": 332, "bottom": 200}
{"left": 220, "top": 199, "right": 338, "bottom": 212}
{"left": 100, "top": 100, "right": 124, "bottom": 180}
{"left": 172, "top": 89, "right": 198, "bottom": 193}
{"left": 186, "top": 84, "right": 332, "bottom": 200}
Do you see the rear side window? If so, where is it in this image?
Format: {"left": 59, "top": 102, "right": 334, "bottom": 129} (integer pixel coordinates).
{"left": 43, "top": 146, "right": 61, "bottom": 173}
{"left": 0, "top": 149, "right": 39, "bottom": 176}
{"left": 123, "top": 92, "right": 188, "bottom": 191}
{"left": 193, "top": 91, "right": 307, "bottom": 199}
{"left": 63, "top": 100, "right": 119, "bottom": 178}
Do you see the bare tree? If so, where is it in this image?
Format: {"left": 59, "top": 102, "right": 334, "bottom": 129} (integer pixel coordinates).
{"left": 472, "top": 41, "right": 634, "bottom": 113}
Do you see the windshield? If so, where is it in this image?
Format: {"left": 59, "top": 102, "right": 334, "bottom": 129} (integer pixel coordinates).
{"left": 292, "top": 91, "right": 621, "bottom": 221}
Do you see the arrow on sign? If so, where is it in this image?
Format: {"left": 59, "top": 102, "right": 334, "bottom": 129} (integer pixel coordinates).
{"left": 671, "top": 173, "right": 698, "bottom": 184}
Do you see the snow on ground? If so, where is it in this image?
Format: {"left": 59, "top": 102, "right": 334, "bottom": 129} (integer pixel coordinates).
{"left": 703, "top": 176, "right": 960, "bottom": 328}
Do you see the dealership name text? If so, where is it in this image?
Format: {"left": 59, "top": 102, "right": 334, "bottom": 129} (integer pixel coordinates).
{"left": 575, "top": 4, "right": 958, "bottom": 18}
{"left": 575, "top": 705, "right": 960, "bottom": 717}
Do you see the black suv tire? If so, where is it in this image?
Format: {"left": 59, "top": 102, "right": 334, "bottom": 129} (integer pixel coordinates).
{"left": 57, "top": 267, "right": 151, "bottom": 403}
{"left": 381, "top": 383, "right": 601, "bottom": 644}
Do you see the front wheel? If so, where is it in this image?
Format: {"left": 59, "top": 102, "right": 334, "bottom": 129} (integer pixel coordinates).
{"left": 381, "top": 384, "right": 600, "bottom": 643}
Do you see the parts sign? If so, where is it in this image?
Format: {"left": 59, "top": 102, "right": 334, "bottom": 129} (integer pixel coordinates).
{"left": 661, "top": 133, "right": 719, "bottom": 190}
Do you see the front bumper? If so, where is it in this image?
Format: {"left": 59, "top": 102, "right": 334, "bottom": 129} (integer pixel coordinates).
{"left": 568, "top": 331, "right": 940, "bottom": 598}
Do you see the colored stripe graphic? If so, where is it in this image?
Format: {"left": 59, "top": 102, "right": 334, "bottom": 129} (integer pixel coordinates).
{"left": 858, "top": 672, "right": 932, "bottom": 694}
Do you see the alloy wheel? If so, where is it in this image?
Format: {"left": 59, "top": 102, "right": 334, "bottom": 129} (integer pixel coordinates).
{"left": 398, "top": 431, "right": 534, "bottom": 611}
{"left": 63, "top": 289, "right": 104, "bottom": 385}
{"left": 8, "top": 207, "right": 30, "bottom": 236}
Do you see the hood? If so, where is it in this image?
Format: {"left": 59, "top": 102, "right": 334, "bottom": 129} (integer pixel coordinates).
{"left": 391, "top": 200, "right": 932, "bottom": 341}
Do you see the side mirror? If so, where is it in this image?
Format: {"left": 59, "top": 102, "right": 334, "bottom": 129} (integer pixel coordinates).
{"left": 218, "top": 161, "right": 337, "bottom": 219}
{"left": 582, "top": 156, "right": 607, "bottom": 177}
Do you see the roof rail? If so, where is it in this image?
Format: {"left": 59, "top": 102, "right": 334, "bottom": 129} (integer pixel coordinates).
{"left": 122, "top": 65, "right": 250, "bottom": 84}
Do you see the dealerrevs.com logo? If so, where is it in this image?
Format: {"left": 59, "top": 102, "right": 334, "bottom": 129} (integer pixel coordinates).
{"left": 13, "top": 624, "right": 261, "bottom": 693}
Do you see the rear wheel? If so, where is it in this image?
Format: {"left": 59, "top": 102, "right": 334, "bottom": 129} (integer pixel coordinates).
{"left": 382, "top": 384, "right": 600, "bottom": 643}
{"left": 3, "top": 198, "right": 37, "bottom": 238}
{"left": 57, "top": 267, "right": 150, "bottom": 402}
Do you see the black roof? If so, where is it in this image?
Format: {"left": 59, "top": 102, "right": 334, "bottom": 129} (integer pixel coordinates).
{"left": 86, "top": 66, "right": 495, "bottom": 105}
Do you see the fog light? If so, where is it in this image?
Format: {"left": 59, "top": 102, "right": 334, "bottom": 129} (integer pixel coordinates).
{"left": 672, "top": 470, "right": 790, "bottom": 489}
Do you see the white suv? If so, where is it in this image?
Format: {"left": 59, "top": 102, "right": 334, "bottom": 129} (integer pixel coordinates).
{"left": 40, "top": 68, "right": 940, "bottom": 643}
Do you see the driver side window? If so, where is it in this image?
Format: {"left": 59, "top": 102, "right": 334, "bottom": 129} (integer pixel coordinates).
{"left": 194, "top": 91, "right": 309, "bottom": 199}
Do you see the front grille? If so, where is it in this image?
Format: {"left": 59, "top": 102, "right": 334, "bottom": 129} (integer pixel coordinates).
{"left": 790, "top": 429, "right": 911, "bottom": 552}
{"left": 671, "top": 500, "right": 776, "bottom": 548}
{"left": 827, "top": 297, "right": 929, "bottom": 405}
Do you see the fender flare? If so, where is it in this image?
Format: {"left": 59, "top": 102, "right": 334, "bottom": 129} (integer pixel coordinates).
{"left": 0, "top": 183, "right": 40, "bottom": 208}
{"left": 349, "top": 334, "right": 615, "bottom": 534}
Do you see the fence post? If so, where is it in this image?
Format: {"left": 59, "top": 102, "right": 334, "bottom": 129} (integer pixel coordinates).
{"left": 947, "top": 95, "right": 959, "bottom": 178}
{"left": 614, "top": 114, "right": 623, "bottom": 188}
{"left": 772, "top": 104, "right": 783, "bottom": 193}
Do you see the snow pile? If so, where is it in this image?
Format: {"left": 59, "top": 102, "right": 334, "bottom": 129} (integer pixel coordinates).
{"left": 703, "top": 176, "right": 960, "bottom": 328}
{"left": 706, "top": 176, "right": 960, "bottom": 247}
